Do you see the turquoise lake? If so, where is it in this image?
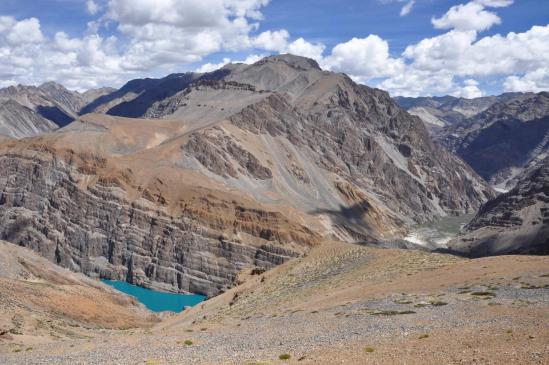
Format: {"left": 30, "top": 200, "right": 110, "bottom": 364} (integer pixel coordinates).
{"left": 101, "top": 280, "right": 205, "bottom": 313}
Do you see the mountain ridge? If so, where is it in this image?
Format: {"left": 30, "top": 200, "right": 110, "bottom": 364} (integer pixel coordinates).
{"left": 0, "top": 82, "right": 114, "bottom": 138}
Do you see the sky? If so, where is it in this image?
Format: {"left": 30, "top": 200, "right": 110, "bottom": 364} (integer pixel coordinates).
{"left": 0, "top": 0, "right": 547, "bottom": 97}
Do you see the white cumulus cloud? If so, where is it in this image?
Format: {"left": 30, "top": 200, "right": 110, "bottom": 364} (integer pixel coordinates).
{"left": 251, "top": 30, "right": 290, "bottom": 51}
{"left": 432, "top": 2, "right": 501, "bottom": 32}
{"left": 5, "top": 17, "right": 44, "bottom": 45}
{"left": 454, "top": 79, "right": 484, "bottom": 98}
{"left": 323, "top": 36, "right": 404, "bottom": 83}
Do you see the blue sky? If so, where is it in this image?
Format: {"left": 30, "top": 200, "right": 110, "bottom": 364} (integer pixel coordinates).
{"left": 0, "top": 0, "right": 547, "bottom": 96}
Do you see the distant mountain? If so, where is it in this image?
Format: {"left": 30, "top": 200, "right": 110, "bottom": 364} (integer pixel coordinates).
{"left": 0, "top": 99, "right": 57, "bottom": 138}
{"left": 0, "top": 54, "right": 493, "bottom": 296}
{"left": 394, "top": 93, "right": 524, "bottom": 132}
{"left": 397, "top": 92, "right": 549, "bottom": 190}
{"left": 450, "top": 92, "right": 549, "bottom": 189}
{"left": 80, "top": 77, "right": 173, "bottom": 115}
{"left": 448, "top": 156, "right": 549, "bottom": 256}
{"left": 80, "top": 69, "right": 238, "bottom": 118}
{"left": 0, "top": 82, "right": 113, "bottom": 138}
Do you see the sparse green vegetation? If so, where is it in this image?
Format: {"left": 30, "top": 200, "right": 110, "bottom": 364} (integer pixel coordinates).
{"left": 279, "top": 353, "right": 291, "bottom": 360}
{"left": 470, "top": 291, "right": 496, "bottom": 297}
{"left": 429, "top": 301, "right": 448, "bottom": 306}
{"left": 25, "top": 347, "right": 33, "bottom": 351}
{"left": 12, "top": 348, "right": 22, "bottom": 353}
{"left": 364, "top": 347, "right": 375, "bottom": 353}
{"left": 419, "top": 334, "right": 429, "bottom": 339}
{"left": 371, "top": 310, "right": 415, "bottom": 316}
{"left": 394, "top": 299, "right": 413, "bottom": 304}
{"left": 520, "top": 283, "right": 542, "bottom": 289}
{"left": 177, "top": 339, "right": 194, "bottom": 346}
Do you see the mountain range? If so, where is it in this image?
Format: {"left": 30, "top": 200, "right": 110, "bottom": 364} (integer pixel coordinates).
{"left": 396, "top": 92, "right": 549, "bottom": 191}
{"left": 0, "top": 55, "right": 495, "bottom": 297}
{"left": 0, "top": 82, "right": 114, "bottom": 139}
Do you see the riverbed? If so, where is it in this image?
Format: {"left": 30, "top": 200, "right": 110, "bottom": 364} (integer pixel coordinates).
{"left": 403, "top": 214, "right": 475, "bottom": 249}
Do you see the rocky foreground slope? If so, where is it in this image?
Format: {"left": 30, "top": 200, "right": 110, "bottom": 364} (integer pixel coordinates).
{"left": 0, "top": 240, "right": 156, "bottom": 347}
{"left": 2, "top": 240, "right": 548, "bottom": 364}
{"left": 0, "top": 55, "right": 493, "bottom": 297}
{"left": 449, "top": 156, "right": 549, "bottom": 256}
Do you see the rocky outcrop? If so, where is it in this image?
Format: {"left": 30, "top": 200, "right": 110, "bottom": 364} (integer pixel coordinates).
{"left": 0, "top": 146, "right": 308, "bottom": 297}
{"left": 448, "top": 156, "right": 549, "bottom": 256}
{"left": 183, "top": 128, "right": 272, "bottom": 180}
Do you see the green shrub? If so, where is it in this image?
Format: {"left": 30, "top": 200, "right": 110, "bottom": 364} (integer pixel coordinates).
{"left": 429, "top": 301, "right": 448, "bottom": 306}
{"left": 371, "top": 310, "right": 415, "bottom": 316}
{"left": 279, "top": 353, "right": 291, "bottom": 360}
{"left": 364, "top": 347, "right": 375, "bottom": 353}
{"left": 394, "top": 299, "right": 413, "bottom": 304}
{"left": 470, "top": 291, "right": 496, "bottom": 297}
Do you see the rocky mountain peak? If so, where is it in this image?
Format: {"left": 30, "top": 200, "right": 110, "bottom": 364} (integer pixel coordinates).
{"left": 256, "top": 54, "right": 322, "bottom": 71}
{"left": 38, "top": 81, "right": 69, "bottom": 92}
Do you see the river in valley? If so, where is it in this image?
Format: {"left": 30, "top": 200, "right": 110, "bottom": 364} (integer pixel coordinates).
{"left": 403, "top": 214, "right": 475, "bottom": 249}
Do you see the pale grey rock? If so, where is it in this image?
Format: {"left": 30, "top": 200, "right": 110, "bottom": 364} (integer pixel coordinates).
{"left": 449, "top": 156, "right": 549, "bottom": 256}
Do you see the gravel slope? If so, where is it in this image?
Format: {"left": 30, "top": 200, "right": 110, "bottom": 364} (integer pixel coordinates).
{"left": 2, "top": 241, "right": 548, "bottom": 364}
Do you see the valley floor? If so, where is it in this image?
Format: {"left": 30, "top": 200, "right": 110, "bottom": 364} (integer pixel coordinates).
{"left": 1, "top": 241, "right": 548, "bottom": 364}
